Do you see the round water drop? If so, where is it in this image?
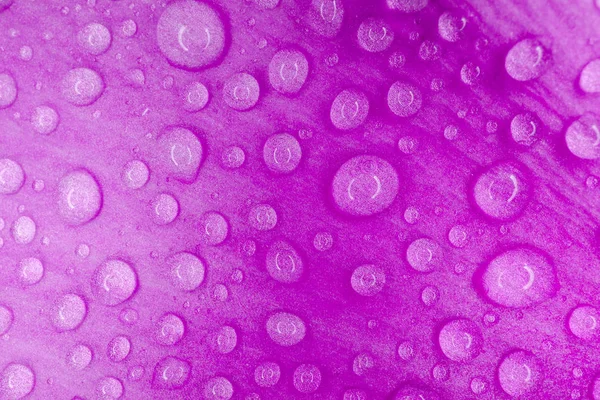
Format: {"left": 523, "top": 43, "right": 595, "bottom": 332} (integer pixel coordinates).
{"left": 394, "top": 384, "right": 440, "bottom": 400}
{"left": 182, "top": 81, "right": 209, "bottom": 112}
{"left": 199, "top": 211, "right": 229, "bottom": 245}
{"left": 62, "top": 68, "right": 104, "bottom": 106}
{"left": 77, "top": 22, "right": 111, "bottom": 55}
{"left": 248, "top": 204, "right": 277, "bottom": 231}
{"left": 308, "top": 0, "right": 344, "bottom": 38}
{"left": 266, "top": 311, "right": 306, "bottom": 346}
{"left": 91, "top": 259, "right": 138, "bottom": 306}
{"left": 580, "top": 59, "right": 600, "bottom": 93}
{"left": 0, "top": 73, "right": 17, "bottom": 109}
{"left": 480, "top": 247, "right": 557, "bottom": 308}
{"left": 152, "top": 193, "right": 179, "bottom": 225}
{"left": 438, "top": 11, "right": 467, "bottom": 42}
{"left": 223, "top": 72, "right": 259, "bottom": 111}
{"left": 11, "top": 216, "right": 36, "bottom": 245}
{"left": 31, "top": 105, "right": 59, "bottom": 135}
{"left": 470, "top": 376, "right": 488, "bottom": 394}
{"left": 357, "top": 18, "right": 394, "bottom": 52}
{"left": 254, "top": 0, "right": 280, "bottom": 9}
{"left": 121, "top": 19, "right": 137, "bottom": 37}
{"left": 119, "top": 308, "right": 139, "bottom": 325}
{"left": 387, "top": 81, "right": 422, "bottom": 117}
{"left": 129, "top": 366, "right": 144, "bottom": 382}
{"left": 497, "top": 350, "right": 543, "bottom": 397}
{"left": 0, "top": 364, "right": 35, "bottom": 399}
{"left": 212, "top": 284, "right": 228, "bottom": 301}
{"left": 0, "top": 305, "right": 13, "bottom": 335}
{"left": 330, "top": 89, "right": 369, "bottom": 130}
{"left": 254, "top": 362, "right": 280, "bottom": 387}
{"left": 386, "top": 0, "right": 428, "bottom": 12}
{"left": 107, "top": 335, "right": 131, "bottom": 362}
{"left": 565, "top": 112, "right": 600, "bottom": 160}
{"left": 17, "top": 257, "right": 44, "bottom": 285}
{"left": 432, "top": 362, "right": 449, "bottom": 381}
{"left": 155, "top": 313, "right": 185, "bottom": 346}
{"left": 67, "top": 344, "right": 93, "bottom": 370}
{"left": 51, "top": 293, "right": 87, "bottom": 331}
{"left": 352, "top": 353, "right": 374, "bottom": 376}
{"left": 57, "top": 169, "right": 102, "bottom": 225}
{"left": 152, "top": 356, "right": 191, "bottom": 389}
{"left": 221, "top": 146, "right": 245, "bottom": 169}
{"left": 406, "top": 237, "right": 442, "bottom": 273}
{"left": 332, "top": 155, "right": 399, "bottom": 216}
{"left": 419, "top": 40, "right": 441, "bottom": 61}
{"left": 448, "top": 224, "right": 468, "bottom": 248}
{"left": 293, "top": 364, "right": 321, "bottom": 394}
{"left": 472, "top": 161, "right": 530, "bottom": 221}
{"left": 268, "top": 49, "right": 309, "bottom": 94}
{"left": 0, "top": 158, "right": 24, "bottom": 194}
{"left": 389, "top": 51, "right": 406, "bottom": 70}
{"left": 505, "top": 38, "right": 551, "bottom": 81}
{"left": 167, "top": 252, "right": 205, "bottom": 291}
{"left": 397, "top": 341, "right": 415, "bottom": 361}
{"left": 568, "top": 305, "right": 600, "bottom": 340}
{"left": 351, "top": 264, "right": 386, "bottom": 296}
{"left": 263, "top": 133, "right": 302, "bottom": 174}
{"left": 421, "top": 285, "right": 439, "bottom": 306}
{"left": 511, "top": 112, "right": 541, "bottom": 146}
{"left": 266, "top": 240, "right": 304, "bottom": 283}
{"left": 344, "top": 389, "right": 367, "bottom": 400}
{"left": 158, "top": 126, "right": 203, "bottom": 183}
{"left": 313, "top": 231, "right": 333, "bottom": 251}
{"left": 96, "top": 377, "right": 123, "bottom": 400}
{"left": 121, "top": 160, "right": 149, "bottom": 189}
{"left": 204, "top": 376, "right": 233, "bottom": 400}
{"left": 215, "top": 325, "right": 237, "bottom": 354}
{"left": 438, "top": 318, "right": 483, "bottom": 362}
{"left": 156, "top": 0, "right": 226, "bottom": 69}
{"left": 404, "top": 206, "right": 419, "bottom": 224}
{"left": 460, "top": 62, "right": 481, "bottom": 86}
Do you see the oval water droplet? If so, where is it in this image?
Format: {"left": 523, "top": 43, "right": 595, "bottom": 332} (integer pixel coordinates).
{"left": 91, "top": 259, "right": 138, "bottom": 306}
{"left": 266, "top": 311, "right": 306, "bottom": 346}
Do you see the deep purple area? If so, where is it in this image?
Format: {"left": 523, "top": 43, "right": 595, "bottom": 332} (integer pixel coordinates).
{"left": 1, "top": 0, "right": 600, "bottom": 399}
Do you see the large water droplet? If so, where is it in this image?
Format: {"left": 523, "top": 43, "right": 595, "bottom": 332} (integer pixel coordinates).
{"left": 155, "top": 313, "right": 185, "bottom": 346}
{"left": 58, "top": 169, "right": 102, "bottom": 225}
{"left": 67, "top": 344, "right": 93, "bottom": 370}
{"left": 330, "top": 89, "right": 370, "bottom": 130}
{"left": 438, "top": 318, "right": 483, "bottom": 361}
{"left": 263, "top": 133, "right": 302, "bottom": 174}
{"left": 293, "top": 364, "right": 321, "bottom": 394}
{"left": 254, "top": 362, "right": 280, "bottom": 387}
{"left": 357, "top": 18, "right": 394, "bottom": 53}
{"left": 11, "top": 216, "right": 36, "bottom": 245}
{"left": 107, "top": 335, "right": 131, "bottom": 362}
{"left": 505, "top": 38, "right": 551, "bottom": 81}
{"left": 91, "top": 259, "right": 138, "bottom": 306}
{"left": 268, "top": 49, "right": 309, "bottom": 94}
{"left": 497, "top": 350, "right": 543, "bottom": 396}
{"left": 0, "top": 159, "right": 25, "bottom": 195}
{"left": 266, "top": 311, "right": 306, "bottom": 346}
{"left": 0, "top": 364, "right": 35, "bottom": 399}
{"left": 62, "top": 68, "right": 105, "bottom": 106}
{"left": 51, "top": 294, "right": 87, "bottom": 331}
{"left": 406, "top": 237, "right": 442, "bottom": 273}
{"left": 204, "top": 376, "right": 233, "bottom": 400}
{"left": 158, "top": 126, "right": 203, "bottom": 183}
{"left": 565, "top": 112, "right": 600, "bottom": 160}
{"left": 167, "top": 252, "right": 205, "bottom": 291}
{"left": 152, "top": 356, "right": 191, "bottom": 389}
{"left": 77, "top": 22, "right": 111, "bottom": 55}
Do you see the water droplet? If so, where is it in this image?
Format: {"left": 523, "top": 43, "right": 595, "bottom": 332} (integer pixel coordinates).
{"left": 268, "top": 49, "right": 309, "bottom": 94}
{"left": 62, "top": 68, "right": 105, "bottom": 106}
{"left": 212, "top": 284, "right": 229, "bottom": 301}
{"left": 389, "top": 51, "right": 406, "bottom": 70}
{"left": 231, "top": 269, "right": 244, "bottom": 283}
{"left": 498, "top": 350, "right": 543, "bottom": 396}
{"left": 432, "top": 362, "right": 450, "bottom": 381}
{"left": 313, "top": 231, "right": 333, "bottom": 251}
{"left": 398, "top": 136, "right": 418, "bottom": 154}
{"left": 351, "top": 264, "right": 386, "bottom": 296}
{"left": 223, "top": 72, "right": 260, "bottom": 111}
{"left": 151, "top": 193, "right": 179, "bottom": 225}
{"left": 121, "top": 19, "right": 137, "bottom": 37}
{"left": 129, "top": 365, "right": 144, "bottom": 381}
{"left": 266, "top": 240, "right": 304, "bottom": 283}
{"left": 406, "top": 237, "right": 442, "bottom": 273}
{"left": 444, "top": 124, "right": 459, "bottom": 140}
{"left": 152, "top": 357, "right": 191, "bottom": 389}
{"left": 573, "top": 367, "right": 583, "bottom": 378}
{"left": 122, "top": 160, "right": 149, "bottom": 189}
{"left": 330, "top": 89, "right": 369, "bottom": 130}
{"left": 254, "top": 362, "right": 280, "bottom": 387}
{"left": 95, "top": 377, "right": 123, "bottom": 400}
{"left": 438, "top": 318, "right": 483, "bottom": 361}
{"left": 17, "top": 257, "right": 44, "bottom": 286}
{"left": 0, "top": 73, "right": 17, "bottom": 109}
{"left": 158, "top": 126, "right": 203, "bottom": 183}
{"left": 215, "top": 325, "right": 237, "bottom": 354}
{"left": 308, "top": 0, "right": 344, "bottom": 38}
{"left": 397, "top": 341, "right": 415, "bottom": 361}
{"left": 204, "top": 376, "right": 233, "bottom": 400}
{"left": 479, "top": 247, "right": 557, "bottom": 308}
{"left": 77, "top": 22, "right": 111, "bottom": 55}
{"left": 565, "top": 112, "right": 600, "bottom": 160}
{"left": 448, "top": 224, "right": 468, "bottom": 248}
{"left": 580, "top": 59, "right": 600, "bottom": 93}
{"left": 58, "top": 169, "right": 102, "bottom": 225}
{"left": 248, "top": 204, "right": 277, "bottom": 231}
{"left": 357, "top": 18, "right": 394, "bottom": 53}
{"left": 266, "top": 311, "right": 306, "bottom": 346}
{"left": 199, "top": 211, "right": 229, "bottom": 246}
{"left": 419, "top": 40, "right": 441, "bottom": 61}
{"left": 0, "top": 158, "right": 24, "bottom": 194}
{"left": 51, "top": 294, "right": 87, "bottom": 331}
{"left": 386, "top": 0, "right": 428, "bottom": 12}
{"left": 470, "top": 376, "right": 488, "bottom": 394}
{"left": 263, "top": 133, "right": 302, "bottom": 174}
{"left": 19, "top": 45, "right": 32, "bottom": 61}
{"left": 0, "top": 364, "right": 35, "bottom": 398}
{"left": 91, "top": 259, "right": 138, "bottom": 306}
{"left": 505, "top": 38, "right": 551, "bottom": 81}
{"left": 293, "top": 364, "right": 321, "bottom": 394}
{"left": 568, "top": 305, "right": 600, "bottom": 340}
{"left": 404, "top": 206, "right": 419, "bottom": 224}
{"left": 119, "top": 308, "right": 139, "bottom": 325}
{"left": 11, "top": 216, "right": 36, "bottom": 245}
{"left": 32, "top": 179, "right": 44, "bottom": 191}
{"left": 438, "top": 11, "right": 467, "bottom": 42}
{"left": 107, "top": 335, "right": 131, "bottom": 362}
{"left": 167, "top": 252, "right": 205, "bottom": 292}
{"left": 387, "top": 81, "right": 422, "bottom": 117}
{"left": 155, "top": 313, "right": 185, "bottom": 345}
{"left": 0, "top": 306, "right": 13, "bottom": 336}
{"left": 332, "top": 155, "right": 399, "bottom": 216}
{"left": 421, "top": 285, "right": 439, "bottom": 306}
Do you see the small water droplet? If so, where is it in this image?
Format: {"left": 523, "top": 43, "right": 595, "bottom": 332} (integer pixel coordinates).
{"left": 483, "top": 311, "right": 498, "bottom": 326}
{"left": 586, "top": 175, "right": 599, "bottom": 189}
{"left": 403, "top": 206, "right": 419, "bottom": 224}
